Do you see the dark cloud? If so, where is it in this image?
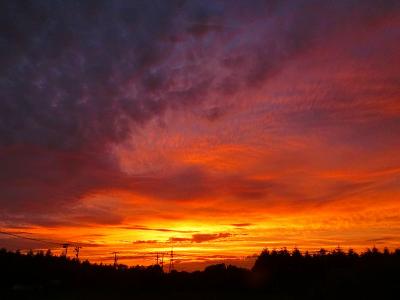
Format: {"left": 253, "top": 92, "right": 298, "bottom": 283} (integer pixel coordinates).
{"left": 169, "top": 237, "right": 192, "bottom": 243}
{"left": 192, "top": 232, "right": 231, "bottom": 243}
{"left": 365, "top": 237, "right": 395, "bottom": 244}
{"left": 122, "top": 225, "right": 197, "bottom": 234}
{"left": 201, "top": 106, "right": 230, "bottom": 122}
{"left": 0, "top": 144, "right": 128, "bottom": 212}
{"left": 123, "top": 166, "right": 283, "bottom": 202}
{"left": 130, "top": 167, "right": 213, "bottom": 201}
{"left": 0, "top": 1, "right": 176, "bottom": 149}
{"left": 2, "top": 0, "right": 396, "bottom": 149}
{"left": 169, "top": 232, "right": 232, "bottom": 243}
{"left": 0, "top": 0, "right": 399, "bottom": 225}
{"left": 0, "top": 0, "right": 214, "bottom": 214}
{"left": 231, "top": 223, "right": 252, "bottom": 227}
{"left": 0, "top": 201, "right": 125, "bottom": 228}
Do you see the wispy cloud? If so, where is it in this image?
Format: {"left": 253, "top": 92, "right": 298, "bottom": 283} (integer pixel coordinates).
{"left": 169, "top": 233, "right": 232, "bottom": 244}
{"left": 122, "top": 225, "right": 198, "bottom": 234}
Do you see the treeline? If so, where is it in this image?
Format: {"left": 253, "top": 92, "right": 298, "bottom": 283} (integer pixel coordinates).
{"left": 1, "top": 247, "right": 400, "bottom": 299}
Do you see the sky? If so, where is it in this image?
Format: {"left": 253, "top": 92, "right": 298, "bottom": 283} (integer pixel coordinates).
{"left": 1, "top": 0, "right": 400, "bottom": 271}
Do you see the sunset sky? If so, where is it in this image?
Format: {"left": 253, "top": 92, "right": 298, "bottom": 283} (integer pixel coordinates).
{"left": 1, "top": 0, "right": 400, "bottom": 271}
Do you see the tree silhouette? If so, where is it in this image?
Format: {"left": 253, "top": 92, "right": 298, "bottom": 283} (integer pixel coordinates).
{"left": 0, "top": 247, "right": 399, "bottom": 299}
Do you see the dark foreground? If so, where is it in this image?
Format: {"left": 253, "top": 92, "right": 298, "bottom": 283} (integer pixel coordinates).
{"left": 1, "top": 247, "right": 400, "bottom": 299}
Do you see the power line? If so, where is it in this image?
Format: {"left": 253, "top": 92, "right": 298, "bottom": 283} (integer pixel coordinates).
{"left": 0, "top": 230, "right": 61, "bottom": 246}
{"left": 2, "top": 230, "right": 179, "bottom": 269}
{"left": 0, "top": 230, "right": 84, "bottom": 258}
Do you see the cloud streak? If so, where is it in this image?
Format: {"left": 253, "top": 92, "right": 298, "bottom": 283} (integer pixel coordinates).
{"left": 169, "top": 233, "right": 232, "bottom": 244}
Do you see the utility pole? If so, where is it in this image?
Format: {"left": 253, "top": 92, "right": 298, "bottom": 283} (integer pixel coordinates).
{"left": 74, "top": 246, "right": 81, "bottom": 260}
{"left": 112, "top": 252, "right": 119, "bottom": 268}
{"left": 168, "top": 249, "right": 174, "bottom": 273}
{"left": 156, "top": 252, "right": 159, "bottom": 265}
{"left": 62, "top": 243, "right": 70, "bottom": 256}
{"left": 160, "top": 252, "right": 164, "bottom": 271}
